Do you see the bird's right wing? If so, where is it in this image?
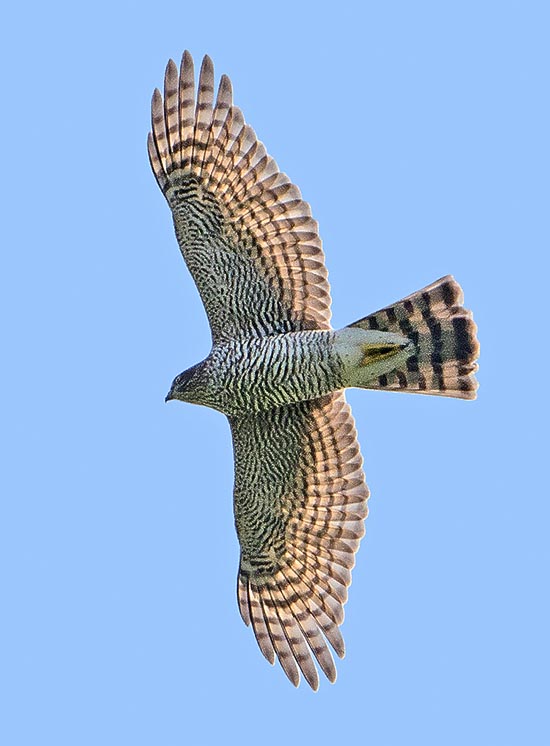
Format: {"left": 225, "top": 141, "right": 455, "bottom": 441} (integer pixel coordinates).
{"left": 148, "top": 52, "right": 332, "bottom": 342}
{"left": 229, "top": 392, "right": 369, "bottom": 690}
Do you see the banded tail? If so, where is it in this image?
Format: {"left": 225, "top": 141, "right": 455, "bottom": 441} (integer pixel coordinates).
{"left": 348, "top": 275, "right": 479, "bottom": 399}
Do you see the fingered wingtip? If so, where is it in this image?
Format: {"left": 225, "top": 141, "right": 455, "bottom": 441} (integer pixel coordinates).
{"left": 151, "top": 87, "right": 162, "bottom": 109}
{"left": 180, "top": 50, "right": 194, "bottom": 72}
{"left": 199, "top": 54, "right": 215, "bottom": 84}
{"left": 218, "top": 73, "right": 233, "bottom": 103}
{"left": 165, "top": 58, "right": 178, "bottom": 80}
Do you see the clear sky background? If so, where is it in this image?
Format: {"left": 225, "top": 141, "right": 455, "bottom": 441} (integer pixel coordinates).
{"left": 1, "top": 2, "right": 548, "bottom": 744}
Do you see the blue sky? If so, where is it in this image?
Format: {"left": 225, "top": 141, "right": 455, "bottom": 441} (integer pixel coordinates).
{"left": 1, "top": 2, "right": 548, "bottom": 744}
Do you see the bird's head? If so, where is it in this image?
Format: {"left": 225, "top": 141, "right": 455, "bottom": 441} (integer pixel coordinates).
{"left": 165, "top": 363, "right": 202, "bottom": 403}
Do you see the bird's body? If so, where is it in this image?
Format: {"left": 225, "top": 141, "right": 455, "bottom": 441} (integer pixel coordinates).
{"left": 168, "top": 329, "right": 340, "bottom": 415}
{"left": 168, "top": 327, "right": 416, "bottom": 416}
{"left": 149, "top": 52, "right": 479, "bottom": 690}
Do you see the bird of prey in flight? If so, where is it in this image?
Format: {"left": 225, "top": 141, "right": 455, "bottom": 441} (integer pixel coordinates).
{"left": 148, "top": 51, "right": 479, "bottom": 689}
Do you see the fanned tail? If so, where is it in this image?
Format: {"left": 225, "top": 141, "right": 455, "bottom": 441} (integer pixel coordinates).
{"left": 348, "top": 276, "right": 479, "bottom": 399}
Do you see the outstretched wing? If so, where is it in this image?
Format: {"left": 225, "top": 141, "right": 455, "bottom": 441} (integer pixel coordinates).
{"left": 230, "top": 392, "right": 369, "bottom": 689}
{"left": 148, "top": 52, "right": 331, "bottom": 342}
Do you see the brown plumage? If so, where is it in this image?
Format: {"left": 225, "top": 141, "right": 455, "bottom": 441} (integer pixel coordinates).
{"left": 148, "top": 51, "right": 479, "bottom": 690}
{"left": 148, "top": 53, "right": 331, "bottom": 342}
{"left": 232, "top": 393, "right": 367, "bottom": 688}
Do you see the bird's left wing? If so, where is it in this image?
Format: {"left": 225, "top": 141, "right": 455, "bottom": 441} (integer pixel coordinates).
{"left": 148, "top": 52, "right": 331, "bottom": 342}
{"left": 230, "top": 392, "right": 369, "bottom": 689}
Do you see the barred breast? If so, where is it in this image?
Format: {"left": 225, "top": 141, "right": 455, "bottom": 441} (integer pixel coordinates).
{"left": 206, "top": 331, "right": 344, "bottom": 416}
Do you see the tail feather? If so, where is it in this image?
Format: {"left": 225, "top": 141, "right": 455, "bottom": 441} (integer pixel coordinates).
{"left": 348, "top": 276, "right": 479, "bottom": 399}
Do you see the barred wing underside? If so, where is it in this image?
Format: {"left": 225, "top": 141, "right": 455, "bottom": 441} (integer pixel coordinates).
{"left": 148, "top": 52, "right": 331, "bottom": 341}
{"left": 230, "top": 393, "right": 369, "bottom": 689}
